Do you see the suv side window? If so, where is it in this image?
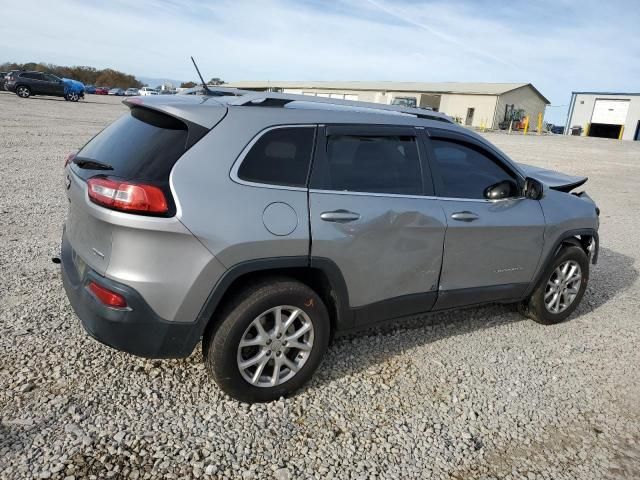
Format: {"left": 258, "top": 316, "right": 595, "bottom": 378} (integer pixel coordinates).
{"left": 313, "top": 131, "right": 423, "bottom": 195}
{"left": 430, "top": 139, "right": 517, "bottom": 199}
{"left": 21, "top": 72, "right": 43, "bottom": 80}
{"left": 237, "top": 127, "right": 315, "bottom": 187}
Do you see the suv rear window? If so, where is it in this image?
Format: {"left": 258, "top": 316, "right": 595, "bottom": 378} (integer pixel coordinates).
{"left": 237, "top": 127, "right": 315, "bottom": 187}
{"left": 315, "top": 134, "right": 423, "bottom": 195}
{"left": 73, "top": 107, "right": 195, "bottom": 182}
{"left": 21, "top": 72, "right": 43, "bottom": 80}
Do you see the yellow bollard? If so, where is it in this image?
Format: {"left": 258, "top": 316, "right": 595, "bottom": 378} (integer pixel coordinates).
{"left": 537, "top": 112, "right": 542, "bottom": 135}
{"left": 508, "top": 119, "right": 513, "bottom": 135}
{"left": 523, "top": 116, "right": 529, "bottom": 135}
{"left": 585, "top": 123, "right": 590, "bottom": 137}
{"left": 618, "top": 125, "right": 625, "bottom": 140}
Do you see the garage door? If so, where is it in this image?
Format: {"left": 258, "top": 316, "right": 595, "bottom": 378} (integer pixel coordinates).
{"left": 591, "top": 99, "right": 630, "bottom": 125}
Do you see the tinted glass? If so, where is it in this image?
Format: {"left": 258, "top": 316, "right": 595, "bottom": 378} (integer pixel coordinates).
{"left": 431, "top": 139, "right": 515, "bottom": 199}
{"left": 319, "top": 134, "right": 422, "bottom": 195}
{"left": 73, "top": 107, "right": 189, "bottom": 182}
{"left": 21, "top": 72, "right": 43, "bottom": 80}
{"left": 238, "top": 127, "right": 315, "bottom": 187}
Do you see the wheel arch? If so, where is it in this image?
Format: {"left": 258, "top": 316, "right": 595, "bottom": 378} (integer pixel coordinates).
{"left": 197, "top": 257, "right": 351, "bottom": 353}
{"left": 557, "top": 230, "right": 598, "bottom": 264}
{"left": 524, "top": 228, "right": 598, "bottom": 299}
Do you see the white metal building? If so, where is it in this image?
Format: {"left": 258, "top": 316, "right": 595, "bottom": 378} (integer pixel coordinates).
{"left": 565, "top": 92, "right": 640, "bottom": 140}
{"left": 226, "top": 81, "right": 550, "bottom": 129}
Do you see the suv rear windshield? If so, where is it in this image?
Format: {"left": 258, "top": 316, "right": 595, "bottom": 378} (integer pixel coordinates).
{"left": 73, "top": 107, "right": 198, "bottom": 182}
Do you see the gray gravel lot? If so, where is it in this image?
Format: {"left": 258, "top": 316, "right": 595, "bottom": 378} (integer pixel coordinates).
{"left": 1, "top": 92, "right": 639, "bottom": 480}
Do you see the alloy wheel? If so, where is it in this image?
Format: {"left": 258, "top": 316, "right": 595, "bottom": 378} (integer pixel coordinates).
{"left": 17, "top": 87, "right": 29, "bottom": 98}
{"left": 544, "top": 260, "right": 582, "bottom": 314}
{"left": 237, "top": 305, "right": 314, "bottom": 387}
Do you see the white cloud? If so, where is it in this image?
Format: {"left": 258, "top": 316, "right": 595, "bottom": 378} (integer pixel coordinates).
{"left": 0, "top": 0, "right": 637, "bottom": 124}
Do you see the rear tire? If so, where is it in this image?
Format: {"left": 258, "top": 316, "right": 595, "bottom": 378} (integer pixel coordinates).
{"left": 521, "top": 245, "right": 589, "bottom": 325}
{"left": 204, "top": 278, "right": 330, "bottom": 402}
{"left": 15, "top": 85, "right": 31, "bottom": 98}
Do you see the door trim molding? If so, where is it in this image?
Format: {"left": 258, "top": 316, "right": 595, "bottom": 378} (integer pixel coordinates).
{"left": 346, "top": 291, "right": 438, "bottom": 331}
{"left": 433, "top": 283, "right": 529, "bottom": 311}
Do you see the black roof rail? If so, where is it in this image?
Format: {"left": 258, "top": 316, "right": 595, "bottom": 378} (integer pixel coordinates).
{"left": 228, "top": 92, "right": 454, "bottom": 123}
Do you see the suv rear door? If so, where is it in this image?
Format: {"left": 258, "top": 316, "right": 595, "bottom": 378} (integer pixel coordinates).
{"left": 20, "top": 72, "right": 46, "bottom": 93}
{"left": 309, "top": 125, "right": 446, "bottom": 328}
{"left": 423, "top": 128, "right": 545, "bottom": 308}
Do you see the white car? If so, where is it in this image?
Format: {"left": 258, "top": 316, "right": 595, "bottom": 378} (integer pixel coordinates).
{"left": 125, "top": 88, "right": 139, "bottom": 96}
{"left": 138, "top": 87, "right": 158, "bottom": 96}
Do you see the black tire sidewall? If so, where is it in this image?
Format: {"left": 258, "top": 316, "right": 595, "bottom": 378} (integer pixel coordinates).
{"left": 16, "top": 86, "right": 30, "bottom": 98}
{"left": 531, "top": 246, "right": 589, "bottom": 324}
{"left": 207, "top": 281, "right": 330, "bottom": 402}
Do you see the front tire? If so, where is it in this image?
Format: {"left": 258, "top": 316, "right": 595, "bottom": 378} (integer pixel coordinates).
{"left": 16, "top": 85, "right": 31, "bottom": 98}
{"left": 204, "top": 278, "right": 330, "bottom": 402}
{"left": 522, "top": 245, "right": 589, "bottom": 325}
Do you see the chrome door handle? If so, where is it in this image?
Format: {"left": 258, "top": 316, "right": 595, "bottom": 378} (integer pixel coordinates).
{"left": 451, "top": 211, "right": 479, "bottom": 222}
{"left": 320, "top": 210, "right": 361, "bottom": 223}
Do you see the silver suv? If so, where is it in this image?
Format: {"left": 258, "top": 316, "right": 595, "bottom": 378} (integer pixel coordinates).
{"left": 61, "top": 93, "right": 599, "bottom": 402}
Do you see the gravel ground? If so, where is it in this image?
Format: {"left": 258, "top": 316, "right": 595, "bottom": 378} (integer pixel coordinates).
{"left": 1, "top": 92, "right": 639, "bottom": 480}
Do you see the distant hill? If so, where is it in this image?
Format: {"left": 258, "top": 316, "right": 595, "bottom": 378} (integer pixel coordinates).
{"left": 0, "top": 61, "right": 143, "bottom": 88}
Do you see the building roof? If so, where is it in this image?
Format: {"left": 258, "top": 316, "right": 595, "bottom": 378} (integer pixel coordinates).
{"left": 572, "top": 91, "right": 640, "bottom": 96}
{"left": 226, "top": 81, "right": 550, "bottom": 103}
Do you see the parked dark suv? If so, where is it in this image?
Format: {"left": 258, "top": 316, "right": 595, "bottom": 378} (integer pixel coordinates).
{"left": 5, "top": 71, "right": 83, "bottom": 101}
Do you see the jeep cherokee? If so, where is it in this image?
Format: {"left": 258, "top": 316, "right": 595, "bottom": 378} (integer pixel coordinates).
{"left": 60, "top": 93, "right": 599, "bottom": 402}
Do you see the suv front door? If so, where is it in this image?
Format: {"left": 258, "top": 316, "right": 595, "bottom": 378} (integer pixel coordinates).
{"left": 309, "top": 125, "right": 447, "bottom": 328}
{"left": 42, "top": 74, "right": 65, "bottom": 96}
{"left": 423, "top": 128, "right": 545, "bottom": 309}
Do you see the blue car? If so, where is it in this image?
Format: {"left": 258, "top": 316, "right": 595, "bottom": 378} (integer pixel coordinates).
{"left": 62, "top": 78, "right": 85, "bottom": 102}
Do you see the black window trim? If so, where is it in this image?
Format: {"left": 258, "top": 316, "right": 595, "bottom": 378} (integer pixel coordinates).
{"left": 230, "top": 124, "right": 318, "bottom": 192}
{"left": 421, "top": 128, "right": 526, "bottom": 203}
{"left": 309, "top": 124, "right": 434, "bottom": 199}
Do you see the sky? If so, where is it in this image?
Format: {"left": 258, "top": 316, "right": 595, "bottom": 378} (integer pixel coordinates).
{"left": 1, "top": 0, "right": 638, "bottom": 124}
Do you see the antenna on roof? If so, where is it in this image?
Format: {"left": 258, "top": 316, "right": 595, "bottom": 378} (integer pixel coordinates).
{"left": 190, "top": 56, "right": 212, "bottom": 95}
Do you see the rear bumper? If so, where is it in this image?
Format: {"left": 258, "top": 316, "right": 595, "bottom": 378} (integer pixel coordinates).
{"left": 60, "top": 233, "right": 200, "bottom": 358}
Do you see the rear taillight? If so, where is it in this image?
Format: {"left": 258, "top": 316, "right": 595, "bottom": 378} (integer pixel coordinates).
{"left": 87, "top": 177, "right": 168, "bottom": 215}
{"left": 87, "top": 281, "right": 128, "bottom": 308}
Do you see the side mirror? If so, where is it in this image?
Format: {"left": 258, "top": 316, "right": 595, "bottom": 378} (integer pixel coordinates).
{"left": 484, "top": 180, "right": 518, "bottom": 200}
{"left": 524, "top": 177, "right": 544, "bottom": 200}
